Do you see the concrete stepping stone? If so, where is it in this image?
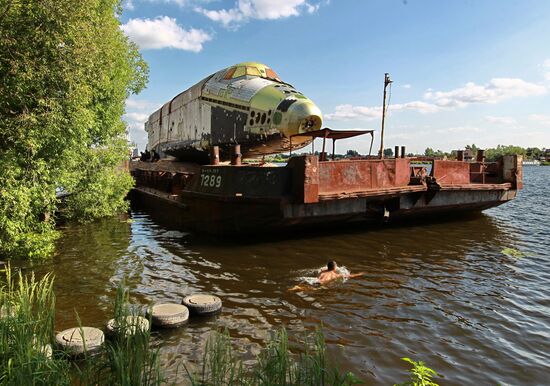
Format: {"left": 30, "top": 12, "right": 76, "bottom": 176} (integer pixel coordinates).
{"left": 182, "top": 294, "right": 222, "bottom": 316}
{"left": 55, "top": 326, "right": 104, "bottom": 356}
{"left": 147, "top": 303, "right": 189, "bottom": 328}
{"left": 106, "top": 315, "right": 150, "bottom": 336}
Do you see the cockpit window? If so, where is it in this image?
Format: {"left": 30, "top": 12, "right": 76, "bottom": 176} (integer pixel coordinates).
{"left": 224, "top": 65, "right": 283, "bottom": 82}
{"left": 265, "top": 68, "right": 280, "bottom": 81}
{"left": 223, "top": 67, "right": 236, "bottom": 80}
{"left": 233, "top": 66, "right": 246, "bottom": 78}
{"left": 246, "top": 66, "right": 261, "bottom": 76}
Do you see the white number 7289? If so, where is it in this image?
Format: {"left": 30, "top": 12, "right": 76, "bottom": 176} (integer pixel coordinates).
{"left": 200, "top": 174, "right": 222, "bottom": 188}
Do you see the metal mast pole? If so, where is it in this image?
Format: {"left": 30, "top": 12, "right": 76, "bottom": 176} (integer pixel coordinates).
{"left": 379, "top": 73, "right": 392, "bottom": 159}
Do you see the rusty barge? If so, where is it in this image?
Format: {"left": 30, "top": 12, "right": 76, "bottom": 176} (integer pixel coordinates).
{"left": 129, "top": 66, "right": 521, "bottom": 233}
{"left": 129, "top": 133, "right": 522, "bottom": 234}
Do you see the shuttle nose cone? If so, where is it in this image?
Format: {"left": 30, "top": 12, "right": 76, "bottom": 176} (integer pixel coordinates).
{"left": 285, "top": 100, "right": 322, "bottom": 136}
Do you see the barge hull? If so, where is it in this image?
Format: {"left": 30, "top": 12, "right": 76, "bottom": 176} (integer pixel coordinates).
{"left": 129, "top": 155, "right": 522, "bottom": 234}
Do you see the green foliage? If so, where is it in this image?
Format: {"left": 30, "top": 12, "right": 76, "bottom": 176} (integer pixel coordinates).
{"left": 61, "top": 145, "right": 134, "bottom": 222}
{"left": 395, "top": 357, "right": 439, "bottom": 386}
{"left": 383, "top": 148, "right": 394, "bottom": 157}
{"left": 423, "top": 148, "right": 449, "bottom": 159}
{"left": 0, "top": 0, "right": 148, "bottom": 259}
{"left": 0, "top": 265, "right": 71, "bottom": 385}
{"left": 86, "top": 282, "right": 163, "bottom": 386}
{"left": 186, "top": 327, "right": 362, "bottom": 385}
{"left": 420, "top": 144, "right": 539, "bottom": 161}
{"left": 108, "top": 284, "right": 162, "bottom": 386}
{"left": 484, "top": 145, "right": 527, "bottom": 162}
{"left": 464, "top": 144, "right": 478, "bottom": 152}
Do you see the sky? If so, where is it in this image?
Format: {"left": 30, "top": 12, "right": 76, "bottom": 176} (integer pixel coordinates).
{"left": 121, "top": 0, "right": 550, "bottom": 155}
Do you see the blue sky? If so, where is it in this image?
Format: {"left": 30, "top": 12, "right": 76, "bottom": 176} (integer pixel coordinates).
{"left": 121, "top": 0, "right": 550, "bottom": 154}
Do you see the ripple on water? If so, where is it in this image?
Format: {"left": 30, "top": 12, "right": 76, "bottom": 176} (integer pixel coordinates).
{"left": 16, "top": 167, "right": 546, "bottom": 385}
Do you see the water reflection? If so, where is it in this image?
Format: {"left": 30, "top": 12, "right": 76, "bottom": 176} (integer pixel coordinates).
{"left": 18, "top": 167, "right": 549, "bottom": 385}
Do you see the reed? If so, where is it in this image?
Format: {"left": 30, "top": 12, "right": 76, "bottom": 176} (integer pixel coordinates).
{"left": 0, "top": 265, "right": 70, "bottom": 385}
{"left": 0, "top": 267, "right": 435, "bottom": 385}
{"left": 105, "top": 282, "right": 163, "bottom": 385}
{"left": 186, "top": 328, "right": 362, "bottom": 386}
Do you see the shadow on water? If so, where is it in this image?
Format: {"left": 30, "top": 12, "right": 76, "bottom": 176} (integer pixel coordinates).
{"left": 9, "top": 167, "right": 548, "bottom": 386}
{"left": 130, "top": 198, "right": 507, "bottom": 248}
{"left": 125, "top": 205, "right": 536, "bottom": 385}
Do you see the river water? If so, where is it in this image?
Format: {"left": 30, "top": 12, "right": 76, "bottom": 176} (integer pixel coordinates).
{"left": 19, "top": 167, "right": 549, "bottom": 385}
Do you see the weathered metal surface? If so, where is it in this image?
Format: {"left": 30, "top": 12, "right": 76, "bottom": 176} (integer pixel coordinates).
{"left": 502, "top": 155, "right": 523, "bottom": 189}
{"left": 287, "top": 155, "right": 319, "bottom": 204}
{"left": 210, "top": 146, "right": 220, "bottom": 165}
{"left": 231, "top": 145, "right": 242, "bottom": 166}
{"left": 129, "top": 153, "right": 522, "bottom": 234}
{"left": 439, "top": 183, "right": 512, "bottom": 190}
{"left": 145, "top": 62, "right": 322, "bottom": 161}
{"left": 318, "top": 158, "right": 410, "bottom": 195}
{"left": 318, "top": 185, "right": 427, "bottom": 200}
{"left": 432, "top": 160, "right": 470, "bottom": 185}
{"left": 188, "top": 165, "right": 291, "bottom": 199}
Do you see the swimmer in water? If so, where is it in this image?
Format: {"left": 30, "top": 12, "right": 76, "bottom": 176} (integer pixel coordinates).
{"left": 288, "top": 260, "right": 365, "bottom": 292}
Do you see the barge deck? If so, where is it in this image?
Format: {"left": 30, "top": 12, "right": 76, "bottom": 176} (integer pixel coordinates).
{"left": 129, "top": 153, "right": 522, "bottom": 234}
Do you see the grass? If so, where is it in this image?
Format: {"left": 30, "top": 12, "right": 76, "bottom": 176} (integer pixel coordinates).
{"left": 0, "top": 265, "right": 438, "bottom": 385}
{"left": 103, "top": 283, "right": 163, "bottom": 386}
{"left": 0, "top": 266, "right": 162, "bottom": 386}
{"left": 185, "top": 328, "right": 362, "bottom": 386}
{"left": 0, "top": 264, "right": 70, "bottom": 385}
{"left": 75, "top": 282, "right": 163, "bottom": 386}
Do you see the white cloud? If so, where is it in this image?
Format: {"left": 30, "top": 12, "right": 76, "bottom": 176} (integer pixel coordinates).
{"left": 324, "top": 104, "right": 381, "bottom": 120}
{"left": 484, "top": 116, "right": 517, "bottom": 125}
{"left": 435, "top": 126, "right": 484, "bottom": 134}
{"left": 386, "top": 133, "right": 412, "bottom": 140}
{"left": 528, "top": 114, "right": 550, "bottom": 126}
{"left": 196, "top": 0, "right": 320, "bottom": 28}
{"left": 544, "top": 59, "right": 550, "bottom": 81}
{"left": 126, "top": 99, "right": 161, "bottom": 111}
{"left": 305, "top": 2, "right": 320, "bottom": 13}
{"left": 326, "top": 77, "right": 547, "bottom": 121}
{"left": 197, "top": 7, "right": 245, "bottom": 26}
{"left": 124, "top": 0, "right": 135, "bottom": 10}
{"left": 124, "top": 98, "right": 161, "bottom": 150}
{"left": 402, "top": 84, "right": 412, "bottom": 89}
{"left": 142, "top": 0, "right": 188, "bottom": 5}
{"left": 124, "top": 112, "right": 149, "bottom": 123}
{"left": 392, "top": 101, "right": 439, "bottom": 114}
{"left": 424, "top": 78, "right": 546, "bottom": 108}
{"left": 325, "top": 100, "right": 439, "bottom": 121}
{"left": 121, "top": 16, "right": 211, "bottom": 52}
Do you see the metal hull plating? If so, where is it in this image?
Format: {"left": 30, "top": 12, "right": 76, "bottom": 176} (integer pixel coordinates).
{"left": 130, "top": 185, "right": 516, "bottom": 234}
{"left": 145, "top": 62, "right": 322, "bottom": 161}
{"left": 129, "top": 155, "right": 522, "bottom": 235}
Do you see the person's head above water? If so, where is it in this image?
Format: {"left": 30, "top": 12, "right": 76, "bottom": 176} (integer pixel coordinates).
{"left": 327, "top": 260, "right": 337, "bottom": 271}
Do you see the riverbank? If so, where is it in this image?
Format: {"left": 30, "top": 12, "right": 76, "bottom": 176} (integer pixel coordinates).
{"left": 2, "top": 266, "right": 440, "bottom": 385}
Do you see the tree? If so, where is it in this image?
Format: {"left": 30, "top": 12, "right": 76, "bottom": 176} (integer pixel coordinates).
{"left": 0, "top": 0, "right": 148, "bottom": 258}
{"left": 424, "top": 148, "right": 435, "bottom": 157}
{"left": 465, "top": 144, "right": 478, "bottom": 153}
{"left": 485, "top": 145, "right": 527, "bottom": 162}
{"left": 346, "top": 149, "right": 359, "bottom": 157}
{"left": 383, "top": 148, "right": 394, "bottom": 157}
